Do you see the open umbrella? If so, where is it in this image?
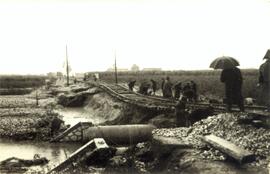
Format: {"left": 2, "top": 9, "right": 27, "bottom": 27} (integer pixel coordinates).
{"left": 210, "top": 56, "right": 240, "bottom": 69}
{"left": 263, "top": 49, "right": 270, "bottom": 59}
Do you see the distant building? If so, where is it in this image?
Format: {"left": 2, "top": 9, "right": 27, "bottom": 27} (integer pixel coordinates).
{"left": 56, "top": 72, "right": 63, "bottom": 78}
{"left": 75, "top": 73, "right": 85, "bottom": 78}
{"left": 107, "top": 68, "right": 129, "bottom": 72}
{"left": 142, "top": 68, "right": 162, "bottom": 71}
{"left": 47, "top": 72, "right": 57, "bottom": 78}
{"left": 131, "top": 64, "right": 140, "bottom": 72}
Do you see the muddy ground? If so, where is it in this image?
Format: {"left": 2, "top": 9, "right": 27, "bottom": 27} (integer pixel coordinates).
{"left": 1, "top": 83, "right": 270, "bottom": 174}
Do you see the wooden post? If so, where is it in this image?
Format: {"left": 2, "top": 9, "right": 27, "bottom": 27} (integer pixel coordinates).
{"left": 66, "top": 45, "right": 69, "bottom": 86}
{"left": 114, "top": 50, "right": 118, "bottom": 85}
{"left": 35, "top": 88, "right": 39, "bottom": 106}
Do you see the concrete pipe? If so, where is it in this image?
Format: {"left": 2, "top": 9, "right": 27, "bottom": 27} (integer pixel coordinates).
{"left": 82, "top": 124, "right": 156, "bottom": 145}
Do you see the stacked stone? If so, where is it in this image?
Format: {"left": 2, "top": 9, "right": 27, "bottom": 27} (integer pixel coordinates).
{"left": 0, "top": 108, "right": 46, "bottom": 117}
{"left": 0, "top": 96, "right": 36, "bottom": 108}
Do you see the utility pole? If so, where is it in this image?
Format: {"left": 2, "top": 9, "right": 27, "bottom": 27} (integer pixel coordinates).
{"left": 66, "top": 45, "right": 69, "bottom": 86}
{"left": 35, "top": 88, "right": 39, "bottom": 106}
{"left": 114, "top": 50, "right": 118, "bottom": 85}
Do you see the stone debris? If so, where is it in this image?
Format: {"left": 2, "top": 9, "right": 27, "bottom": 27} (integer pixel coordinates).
{"left": 0, "top": 110, "right": 64, "bottom": 140}
{"left": 0, "top": 95, "right": 66, "bottom": 140}
{"left": 0, "top": 96, "right": 36, "bottom": 108}
{"left": 153, "top": 113, "right": 270, "bottom": 167}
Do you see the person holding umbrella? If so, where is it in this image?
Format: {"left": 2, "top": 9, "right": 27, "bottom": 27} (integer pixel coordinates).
{"left": 210, "top": 56, "right": 245, "bottom": 112}
{"left": 258, "top": 49, "right": 270, "bottom": 111}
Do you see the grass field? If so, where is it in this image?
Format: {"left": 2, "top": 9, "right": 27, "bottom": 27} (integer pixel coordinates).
{"left": 0, "top": 75, "right": 46, "bottom": 88}
{"left": 0, "top": 75, "right": 46, "bottom": 95}
{"left": 90, "top": 69, "right": 260, "bottom": 100}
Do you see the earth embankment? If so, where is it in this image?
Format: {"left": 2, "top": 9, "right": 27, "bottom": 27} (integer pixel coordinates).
{"left": 57, "top": 86, "right": 176, "bottom": 127}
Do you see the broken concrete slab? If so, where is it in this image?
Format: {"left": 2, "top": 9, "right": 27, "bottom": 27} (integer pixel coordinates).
{"left": 48, "top": 138, "right": 115, "bottom": 174}
{"left": 202, "top": 134, "right": 255, "bottom": 164}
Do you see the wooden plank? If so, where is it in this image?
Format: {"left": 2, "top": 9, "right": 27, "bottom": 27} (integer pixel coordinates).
{"left": 202, "top": 134, "right": 255, "bottom": 164}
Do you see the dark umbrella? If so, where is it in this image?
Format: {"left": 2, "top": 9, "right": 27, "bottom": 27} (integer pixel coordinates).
{"left": 210, "top": 56, "right": 240, "bottom": 69}
{"left": 263, "top": 49, "right": 270, "bottom": 59}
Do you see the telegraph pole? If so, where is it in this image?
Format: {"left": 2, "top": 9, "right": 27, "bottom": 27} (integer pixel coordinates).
{"left": 114, "top": 50, "right": 118, "bottom": 84}
{"left": 66, "top": 45, "right": 69, "bottom": 86}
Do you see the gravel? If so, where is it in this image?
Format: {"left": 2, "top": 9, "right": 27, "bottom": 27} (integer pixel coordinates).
{"left": 153, "top": 113, "right": 270, "bottom": 167}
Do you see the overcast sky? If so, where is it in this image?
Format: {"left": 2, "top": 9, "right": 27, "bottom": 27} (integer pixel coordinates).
{"left": 0, "top": 0, "right": 270, "bottom": 74}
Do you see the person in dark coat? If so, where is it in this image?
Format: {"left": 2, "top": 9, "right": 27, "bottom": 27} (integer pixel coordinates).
{"left": 161, "top": 78, "right": 165, "bottom": 96}
{"left": 182, "top": 82, "right": 195, "bottom": 102}
{"left": 220, "top": 67, "right": 244, "bottom": 112}
{"left": 150, "top": 79, "right": 157, "bottom": 95}
{"left": 175, "top": 97, "right": 189, "bottom": 127}
{"left": 259, "top": 58, "right": 270, "bottom": 111}
{"left": 128, "top": 80, "right": 136, "bottom": 91}
{"left": 163, "top": 76, "right": 173, "bottom": 98}
{"left": 190, "top": 80, "right": 197, "bottom": 101}
{"left": 174, "top": 82, "right": 182, "bottom": 100}
{"left": 138, "top": 81, "right": 150, "bottom": 95}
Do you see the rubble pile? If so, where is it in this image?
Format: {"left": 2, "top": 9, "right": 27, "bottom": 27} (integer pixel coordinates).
{"left": 153, "top": 113, "right": 270, "bottom": 166}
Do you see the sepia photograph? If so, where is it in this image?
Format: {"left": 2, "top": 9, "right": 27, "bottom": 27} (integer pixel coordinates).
{"left": 0, "top": 0, "right": 270, "bottom": 173}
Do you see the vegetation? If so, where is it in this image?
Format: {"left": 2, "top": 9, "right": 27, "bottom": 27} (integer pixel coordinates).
{"left": 0, "top": 75, "right": 46, "bottom": 88}
{"left": 0, "top": 75, "right": 46, "bottom": 95}
{"left": 91, "top": 69, "right": 260, "bottom": 99}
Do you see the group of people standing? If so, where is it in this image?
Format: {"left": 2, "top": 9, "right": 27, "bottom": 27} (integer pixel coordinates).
{"left": 128, "top": 77, "right": 198, "bottom": 101}
{"left": 126, "top": 49, "right": 270, "bottom": 113}
{"left": 161, "top": 77, "right": 197, "bottom": 101}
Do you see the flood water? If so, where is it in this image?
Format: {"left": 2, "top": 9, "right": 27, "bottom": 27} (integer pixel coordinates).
{"left": 56, "top": 107, "right": 105, "bottom": 126}
{"left": 0, "top": 107, "right": 101, "bottom": 173}
{"left": 0, "top": 138, "right": 82, "bottom": 173}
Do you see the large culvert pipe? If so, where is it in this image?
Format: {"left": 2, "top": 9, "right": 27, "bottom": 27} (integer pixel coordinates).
{"left": 82, "top": 124, "right": 156, "bottom": 145}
